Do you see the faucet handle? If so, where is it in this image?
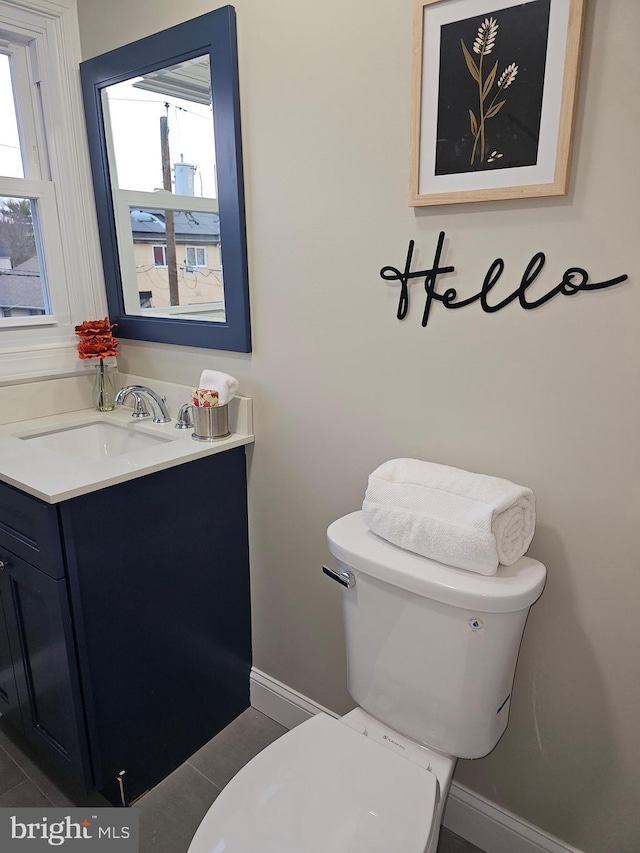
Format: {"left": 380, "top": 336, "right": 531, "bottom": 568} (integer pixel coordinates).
{"left": 130, "top": 392, "right": 151, "bottom": 419}
{"left": 175, "top": 403, "right": 193, "bottom": 430}
{"left": 151, "top": 395, "right": 170, "bottom": 424}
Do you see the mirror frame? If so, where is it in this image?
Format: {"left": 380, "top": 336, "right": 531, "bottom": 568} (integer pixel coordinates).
{"left": 80, "top": 6, "right": 251, "bottom": 352}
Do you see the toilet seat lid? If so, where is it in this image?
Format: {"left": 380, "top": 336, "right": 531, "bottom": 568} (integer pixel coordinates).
{"left": 187, "top": 713, "right": 438, "bottom": 853}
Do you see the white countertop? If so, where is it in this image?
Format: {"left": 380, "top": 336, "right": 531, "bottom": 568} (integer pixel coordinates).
{"left": 0, "top": 398, "right": 254, "bottom": 504}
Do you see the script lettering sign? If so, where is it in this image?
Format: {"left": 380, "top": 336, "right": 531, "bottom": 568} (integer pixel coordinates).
{"left": 380, "top": 233, "right": 628, "bottom": 328}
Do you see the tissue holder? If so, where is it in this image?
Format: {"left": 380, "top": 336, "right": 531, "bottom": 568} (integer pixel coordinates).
{"left": 191, "top": 401, "right": 230, "bottom": 441}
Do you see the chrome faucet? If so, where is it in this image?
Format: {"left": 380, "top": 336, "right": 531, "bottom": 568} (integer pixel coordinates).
{"left": 174, "top": 403, "right": 193, "bottom": 429}
{"left": 115, "top": 385, "right": 171, "bottom": 424}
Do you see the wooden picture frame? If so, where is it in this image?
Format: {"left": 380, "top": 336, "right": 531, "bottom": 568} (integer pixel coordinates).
{"left": 410, "top": 0, "right": 585, "bottom": 206}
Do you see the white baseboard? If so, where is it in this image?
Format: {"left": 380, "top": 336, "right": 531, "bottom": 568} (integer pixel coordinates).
{"left": 250, "top": 667, "right": 338, "bottom": 729}
{"left": 441, "top": 783, "right": 584, "bottom": 853}
{"left": 250, "top": 667, "right": 583, "bottom": 853}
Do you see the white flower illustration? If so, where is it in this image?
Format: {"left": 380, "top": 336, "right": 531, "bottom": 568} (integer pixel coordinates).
{"left": 498, "top": 63, "right": 519, "bottom": 90}
{"left": 473, "top": 18, "right": 498, "bottom": 56}
{"left": 462, "top": 15, "right": 519, "bottom": 165}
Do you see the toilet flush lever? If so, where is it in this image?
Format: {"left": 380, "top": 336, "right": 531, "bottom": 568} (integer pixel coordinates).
{"left": 322, "top": 565, "right": 356, "bottom": 588}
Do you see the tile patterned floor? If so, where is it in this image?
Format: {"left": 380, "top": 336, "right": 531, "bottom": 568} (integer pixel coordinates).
{"left": 0, "top": 710, "right": 485, "bottom": 853}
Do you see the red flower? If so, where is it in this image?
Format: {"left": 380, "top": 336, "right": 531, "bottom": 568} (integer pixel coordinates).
{"left": 74, "top": 317, "right": 116, "bottom": 337}
{"left": 75, "top": 317, "right": 119, "bottom": 359}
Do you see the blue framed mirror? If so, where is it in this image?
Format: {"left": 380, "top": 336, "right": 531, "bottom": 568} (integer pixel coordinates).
{"left": 81, "top": 6, "right": 251, "bottom": 352}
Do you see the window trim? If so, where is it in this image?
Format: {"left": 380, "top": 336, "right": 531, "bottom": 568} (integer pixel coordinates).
{"left": 185, "top": 245, "right": 207, "bottom": 270}
{"left": 0, "top": 44, "right": 42, "bottom": 180}
{"left": 0, "top": 0, "right": 107, "bottom": 385}
{"left": 152, "top": 245, "right": 167, "bottom": 268}
{"left": 0, "top": 177, "right": 68, "bottom": 326}
{"left": 112, "top": 190, "right": 217, "bottom": 318}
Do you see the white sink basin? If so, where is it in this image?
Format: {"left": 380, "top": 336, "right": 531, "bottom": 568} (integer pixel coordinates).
{"left": 20, "top": 421, "right": 171, "bottom": 461}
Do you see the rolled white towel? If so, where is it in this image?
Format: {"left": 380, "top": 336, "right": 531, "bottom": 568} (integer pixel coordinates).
{"left": 362, "top": 458, "right": 535, "bottom": 575}
{"left": 198, "top": 370, "right": 239, "bottom": 406}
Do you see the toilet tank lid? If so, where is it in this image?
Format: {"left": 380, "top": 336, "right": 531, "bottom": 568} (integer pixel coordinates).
{"left": 327, "top": 512, "right": 546, "bottom": 613}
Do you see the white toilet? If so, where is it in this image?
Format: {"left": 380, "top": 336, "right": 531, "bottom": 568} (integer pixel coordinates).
{"left": 188, "top": 511, "right": 546, "bottom": 853}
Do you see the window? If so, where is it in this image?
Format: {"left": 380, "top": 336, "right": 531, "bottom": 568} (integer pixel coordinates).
{"left": 0, "top": 52, "right": 23, "bottom": 179}
{"left": 0, "top": 196, "right": 48, "bottom": 318}
{"left": 0, "top": 47, "right": 58, "bottom": 323}
{"left": 185, "top": 246, "right": 207, "bottom": 270}
{"left": 0, "top": 0, "right": 105, "bottom": 381}
{"left": 152, "top": 245, "right": 167, "bottom": 267}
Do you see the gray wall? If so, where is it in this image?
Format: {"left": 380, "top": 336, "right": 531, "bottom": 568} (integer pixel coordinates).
{"left": 76, "top": 2, "right": 639, "bottom": 850}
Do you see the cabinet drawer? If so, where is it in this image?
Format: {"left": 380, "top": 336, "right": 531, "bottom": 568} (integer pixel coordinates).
{"left": 0, "top": 481, "right": 63, "bottom": 578}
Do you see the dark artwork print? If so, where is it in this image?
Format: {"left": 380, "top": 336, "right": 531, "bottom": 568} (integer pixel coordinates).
{"left": 435, "top": 0, "right": 551, "bottom": 175}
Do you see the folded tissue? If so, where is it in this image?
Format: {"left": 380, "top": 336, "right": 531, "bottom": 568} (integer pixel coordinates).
{"left": 192, "top": 370, "right": 239, "bottom": 407}
{"left": 191, "top": 388, "right": 220, "bottom": 408}
{"left": 362, "top": 458, "right": 536, "bottom": 576}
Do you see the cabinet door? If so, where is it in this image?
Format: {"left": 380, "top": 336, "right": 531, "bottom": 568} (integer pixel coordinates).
{"left": 0, "top": 549, "right": 91, "bottom": 784}
{"left": 0, "top": 565, "right": 22, "bottom": 731}
{"left": 61, "top": 446, "right": 251, "bottom": 804}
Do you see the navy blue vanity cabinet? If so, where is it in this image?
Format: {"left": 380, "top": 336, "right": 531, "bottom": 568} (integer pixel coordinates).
{"left": 60, "top": 446, "right": 252, "bottom": 805}
{"left": 0, "top": 546, "right": 91, "bottom": 783}
{"left": 0, "top": 481, "right": 90, "bottom": 782}
{"left": 0, "top": 446, "right": 252, "bottom": 806}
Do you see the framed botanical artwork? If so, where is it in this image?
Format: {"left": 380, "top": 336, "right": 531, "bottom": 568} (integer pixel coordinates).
{"left": 410, "top": 0, "right": 585, "bottom": 206}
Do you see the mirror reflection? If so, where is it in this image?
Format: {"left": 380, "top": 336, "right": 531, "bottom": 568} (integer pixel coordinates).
{"left": 101, "top": 56, "right": 224, "bottom": 321}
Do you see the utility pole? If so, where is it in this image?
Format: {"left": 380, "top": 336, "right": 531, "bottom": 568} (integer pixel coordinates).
{"left": 160, "top": 109, "right": 180, "bottom": 306}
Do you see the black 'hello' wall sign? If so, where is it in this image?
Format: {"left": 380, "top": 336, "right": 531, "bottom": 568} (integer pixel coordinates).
{"left": 380, "top": 232, "right": 629, "bottom": 328}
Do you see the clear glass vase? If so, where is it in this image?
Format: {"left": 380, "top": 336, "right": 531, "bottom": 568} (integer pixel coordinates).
{"left": 92, "top": 360, "right": 116, "bottom": 411}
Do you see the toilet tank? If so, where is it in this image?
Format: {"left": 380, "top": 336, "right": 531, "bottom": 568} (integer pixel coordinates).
{"left": 327, "top": 512, "right": 546, "bottom": 759}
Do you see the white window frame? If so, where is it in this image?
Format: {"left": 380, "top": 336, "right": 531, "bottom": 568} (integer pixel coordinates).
{"left": 0, "top": 174, "right": 66, "bottom": 326}
{"left": 185, "top": 245, "right": 207, "bottom": 270}
{"left": 0, "top": 0, "right": 106, "bottom": 384}
{"left": 152, "top": 244, "right": 167, "bottom": 267}
{"left": 111, "top": 189, "right": 217, "bottom": 318}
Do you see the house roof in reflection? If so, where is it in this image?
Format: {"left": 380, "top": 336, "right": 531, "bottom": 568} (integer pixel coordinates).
{"left": 0, "top": 257, "right": 46, "bottom": 311}
{"left": 130, "top": 208, "right": 220, "bottom": 244}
